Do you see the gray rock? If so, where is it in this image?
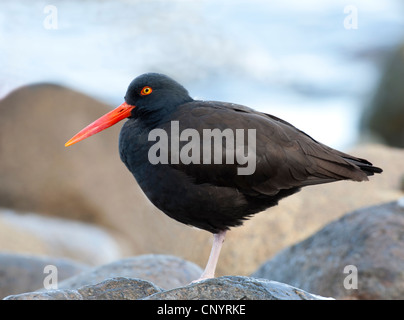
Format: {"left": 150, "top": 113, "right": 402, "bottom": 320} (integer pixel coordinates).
{"left": 144, "top": 276, "right": 330, "bottom": 300}
{"left": 252, "top": 200, "right": 404, "bottom": 299}
{"left": 4, "top": 289, "right": 83, "bottom": 300}
{"left": 77, "top": 277, "right": 162, "bottom": 300}
{"left": 57, "top": 254, "right": 203, "bottom": 290}
{"left": 0, "top": 253, "right": 89, "bottom": 299}
{"left": 4, "top": 277, "right": 162, "bottom": 300}
{"left": 4, "top": 276, "right": 329, "bottom": 300}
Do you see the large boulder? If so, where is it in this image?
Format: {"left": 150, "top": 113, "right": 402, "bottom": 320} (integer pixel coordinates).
{"left": 252, "top": 199, "right": 404, "bottom": 299}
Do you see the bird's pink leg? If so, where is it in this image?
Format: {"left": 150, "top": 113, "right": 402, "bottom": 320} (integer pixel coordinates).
{"left": 192, "top": 230, "right": 227, "bottom": 283}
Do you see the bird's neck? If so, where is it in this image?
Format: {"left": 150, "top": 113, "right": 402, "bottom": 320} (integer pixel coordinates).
{"left": 132, "top": 109, "right": 165, "bottom": 128}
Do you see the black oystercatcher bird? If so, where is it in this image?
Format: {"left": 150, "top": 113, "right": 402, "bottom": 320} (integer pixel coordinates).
{"left": 65, "top": 73, "right": 382, "bottom": 281}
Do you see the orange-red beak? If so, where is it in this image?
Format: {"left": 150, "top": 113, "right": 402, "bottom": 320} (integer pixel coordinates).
{"left": 65, "top": 102, "right": 135, "bottom": 147}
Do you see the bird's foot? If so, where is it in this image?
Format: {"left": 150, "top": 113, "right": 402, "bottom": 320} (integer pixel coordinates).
{"left": 190, "top": 273, "right": 215, "bottom": 284}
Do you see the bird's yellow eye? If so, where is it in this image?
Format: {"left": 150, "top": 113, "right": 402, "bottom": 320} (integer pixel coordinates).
{"left": 140, "top": 86, "right": 152, "bottom": 96}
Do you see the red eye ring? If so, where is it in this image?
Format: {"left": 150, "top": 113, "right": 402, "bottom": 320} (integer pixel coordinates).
{"left": 140, "top": 86, "right": 152, "bottom": 96}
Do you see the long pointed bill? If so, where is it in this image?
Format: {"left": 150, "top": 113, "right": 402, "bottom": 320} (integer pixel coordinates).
{"left": 65, "top": 102, "right": 135, "bottom": 147}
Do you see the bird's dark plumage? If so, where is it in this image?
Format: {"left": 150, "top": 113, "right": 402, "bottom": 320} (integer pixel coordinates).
{"left": 66, "top": 72, "right": 382, "bottom": 281}
{"left": 119, "top": 73, "right": 382, "bottom": 233}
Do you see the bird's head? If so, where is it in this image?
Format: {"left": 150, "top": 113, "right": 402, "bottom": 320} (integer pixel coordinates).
{"left": 65, "top": 73, "right": 192, "bottom": 147}
{"left": 126, "top": 73, "right": 192, "bottom": 115}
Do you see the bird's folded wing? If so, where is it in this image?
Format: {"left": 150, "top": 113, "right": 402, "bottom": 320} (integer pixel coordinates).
{"left": 167, "top": 101, "right": 379, "bottom": 196}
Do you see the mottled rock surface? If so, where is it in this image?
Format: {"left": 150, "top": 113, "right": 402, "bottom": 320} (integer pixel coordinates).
{"left": 253, "top": 200, "right": 404, "bottom": 299}
{"left": 4, "top": 277, "right": 162, "bottom": 300}
{"left": 144, "top": 276, "right": 329, "bottom": 300}
{"left": 4, "top": 276, "right": 329, "bottom": 300}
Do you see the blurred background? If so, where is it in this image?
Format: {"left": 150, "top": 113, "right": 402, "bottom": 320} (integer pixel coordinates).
{"left": 1, "top": 0, "right": 404, "bottom": 298}
{"left": 1, "top": 0, "right": 404, "bottom": 148}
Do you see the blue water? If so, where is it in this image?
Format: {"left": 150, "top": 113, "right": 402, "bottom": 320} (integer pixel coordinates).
{"left": 1, "top": 0, "right": 403, "bottom": 149}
